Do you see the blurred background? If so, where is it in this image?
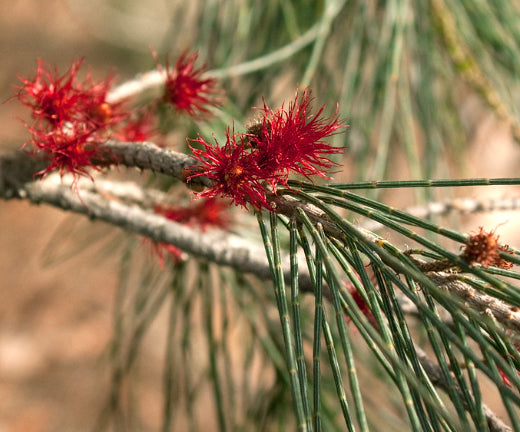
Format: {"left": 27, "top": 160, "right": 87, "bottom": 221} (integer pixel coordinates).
{"left": 0, "top": 2, "right": 187, "bottom": 430}
{"left": 2, "top": 0, "right": 520, "bottom": 430}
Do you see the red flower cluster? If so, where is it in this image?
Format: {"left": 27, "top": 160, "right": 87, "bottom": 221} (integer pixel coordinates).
{"left": 162, "top": 52, "right": 223, "bottom": 118}
{"left": 461, "top": 226, "right": 514, "bottom": 269}
{"left": 16, "top": 52, "right": 223, "bottom": 182}
{"left": 16, "top": 59, "right": 127, "bottom": 180}
{"left": 252, "top": 90, "right": 346, "bottom": 186}
{"left": 113, "top": 109, "right": 159, "bottom": 143}
{"left": 154, "top": 197, "right": 231, "bottom": 231}
{"left": 29, "top": 126, "right": 98, "bottom": 179}
{"left": 148, "top": 197, "right": 231, "bottom": 267}
{"left": 189, "top": 89, "right": 346, "bottom": 209}
{"left": 17, "top": 59, "right": 84, "bottom": 127}
{"left": 189, "top": 130, "right": 269, "bottom": 209}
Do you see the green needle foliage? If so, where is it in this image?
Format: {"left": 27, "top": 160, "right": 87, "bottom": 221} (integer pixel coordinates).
{"left": 98, "top": 1, "right": 520, "bottom": 431}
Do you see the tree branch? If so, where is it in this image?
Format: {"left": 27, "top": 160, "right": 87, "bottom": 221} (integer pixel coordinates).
{"left": 1, "top": 146, "right": 517, "bottom": 430}
{"left": 8, "top": 175, "right": 315, "bottom": 288}
{"left": 105, "top": 23, "right": 321, "bottom": 104}
{"left": 0, "top": 150, "right": 47, "bottom": 198}
{"left": 101, "top": 140, "right": 213, "bottom": 189}
{"left": 3, "top": 144, "right": 520, "bottom": 332}
{"left": 362, "top": 196, "right": 520, "bottom": 232}
{"left": 416, "top": 346, "right": 512, "bottom": 432}
{"left": 429, "top": 272, "right": 520, "bottom": 334}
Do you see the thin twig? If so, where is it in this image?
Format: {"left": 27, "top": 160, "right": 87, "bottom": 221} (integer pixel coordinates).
{"left": 106, "top": 24, "right": 321, "bottom": 104}
{"left": 362, "top": 197, "right": 520, "bottom": 232}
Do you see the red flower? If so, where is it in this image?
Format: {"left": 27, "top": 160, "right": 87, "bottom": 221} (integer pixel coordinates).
{"left": 80, "top": 74, "right": 127, "bottom": 132}
{"left": 154, "top": 197, "right": 231, "bottom": 231}
{"left": 146, "top": 241, "right": 185, "bottom": 268}
{"left": 348, "top": 287, "right": 378, "bottom": 328}
{"left": 190, "top": 197, "right": 231, "bottom": 229}
{"left": 16, "top": 59, "right": 131, "bottom": 183}
{"left": 249, "top": 88, "right": 345, "bottom": 187}
{"left": 30, "top": 124, "right": 101, "bottom": 180}
{"left": 343, "top": 269, "right": 379, "bottom": 329}
{"left": 189, "top": 129, "right": 270, "bottom": 209}
{"left": 499, "top": 367, "right": 514, "bottom": 388}
{"left": 113, "top": 109, "right": 158, "bottom": 142}
{"left": 162, "top": 52, "right": 223, "bottom": 117}
{"left": 16, "top": 59, "right": 87, "bottom": 127}
{"left": 189, "top": 89, "right": 346, "bottom": 210}
{"left": 493, "top": 340, "right": 520, "bottom": 388}
{"left": 16, "top": 59, "right": 125, "bottom": 132}
{"left": 149, "top": 197, "right": 231, "bottom": 267}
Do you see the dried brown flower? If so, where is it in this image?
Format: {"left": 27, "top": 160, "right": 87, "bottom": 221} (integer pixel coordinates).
{"left": 461, "top": 226, "right": 513, "bottom": 269}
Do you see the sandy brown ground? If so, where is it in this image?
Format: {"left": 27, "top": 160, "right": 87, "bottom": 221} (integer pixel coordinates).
{"left": 0, "top": 2, "right": 150, "bottom": 430}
